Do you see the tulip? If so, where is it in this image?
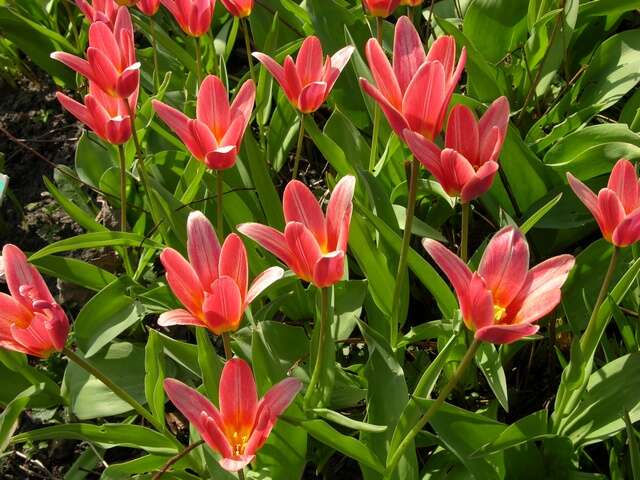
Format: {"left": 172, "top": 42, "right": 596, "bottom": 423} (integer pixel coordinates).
{"left": 76, "top": 0, "right": 119, "bottom": 27}
{"left": 164, "top": 358, "right": 301, "bottom": 472}
{"left": 423, "top": 226, "right": 575, "bottom": 344}
{"left": 0, "top": 245, "right": 69, "bottom": 358}
{"left": 153, "top": 76, "right": 255, "bottom": 170}
{"left": 360, "top": 16, "right": 466, "bottom": 142}
{"left": 52, "top": 7, "right": 140, "bottom": 99}
{"left": 400, "top": 0, "right": 423, "bottom": 5}
{"left": 158, "top": 211, "right": 283, "bottom": 334}
{"left": 363, "top": 0, "right": 401, "bottom": 17}
{"left": 568, "top": 159, "right": 640, "bottom": 247}
{"left": 160, "top": 0, "right": 215, "bottom": 37}
{"left": 115, "top": 0, "right": 138, "bottom": 5}
{"left": 405, "top": 97, "right": 510, "bottom": 203}
{"left": 253, "top": 36, "right": 354, "bottom": 114}
{"left": 238, "top": 176, "right": 355, "bottom": 288}
{"left": 220, "top": 0, "right": 253, "bottom": 17}
{"left": 137, "top": 0, "right": 161, "bottom": 15}
{"left": 56, "top": 82, "right": 135, "bottom": 145}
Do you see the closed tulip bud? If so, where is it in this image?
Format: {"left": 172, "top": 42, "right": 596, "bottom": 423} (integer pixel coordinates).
{"left": 160, "top": 0, "right": 215, "bottom": 37}
{"left": 220, "top": 0, "right": 253, "bottom": 17}
{"left": 363, "top": 0, "right": 401, "bottom": 17}
{"left": 75, "top": 0, "right": 119, "bottom": 27}
{"left": 137, "top": 0, "right": 161, "bottom": 15}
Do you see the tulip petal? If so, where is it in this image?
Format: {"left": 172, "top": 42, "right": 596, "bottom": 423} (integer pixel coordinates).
{"left": 402, "top": 60, "right": 446, "bottom": 141}
{"left": 88, "top": 21, "right": 120, "bottom": 69}
{"left": 158, "top": 308, "right": 205, "bottom": 328}
{"left": 3, "top": 244, "right": 55, "bottom": 308}
{"left": 153, "top": 100, "right": 202, "bottom": 159}
{"left": 283, "top": 55, "right": 302, "bottom": 105}
{"left": 10, "top": 315, "right": 57, "bottom": 358}
{"left": 245, "top": 267, "right": 284, "bottom": 306}
{"left": 253, "top": 52, "right": 292, "bottom": 101}
{"left": 567, "top": 173, "right": 603, "bottom": 231}
{"left": 198, "top": 75, "right": 231, "bottom": 139}
{"left": 284, "top": 222, "right": 323, "bottom": 282}
{"left": 478, "top": 226, "right": 529, "bottom": 308}
{"left": 202, "top": 276, "right": 243, "bottom": 334}
{"left": 298, "top": 81, "right": 327, "bottom": 113}
{"left": 477, "top": 126, "right": 503, "bottom": 166}
{"left": 87, "top": 47, "right": 119, "bottom": 94}
{"left": 283, "top": 180, "right": 327, "bottom": 248}
{"left": 50, "top": 52, "right": 94, "bottom": 83}
{"left": 325, "top": 175, "right": 356, "bottom": 252}
{"left": 607, "top": 158, "right": 639, "bottom": 213}
{"left": 237, "top": 223, "right": 297, "bottom": 272}
{"left": 439, "top": 148, "right": 475, "bottom": 197}
{"left": 229, "top": 79, "right": 256, "bottom": 141}
{"left": 478, "top": 96, "right": 509, "bottom": 158}
{"left": 404, "top": 130, "right": 444, "bottom": 180}
{"left": 187, "top": 211, "right": 221, "bottom": 290}
{"left": 597, "top": 188, "right": 625, "bottom": 241}
{"left": 205, "top": 146, "right": 237, "bottom": 170}
{"left": 313, "top": 251, "right": 345, "bottom": 288}
{"left": 475, "top": 323, "right": 539, "bottom": 345}
{"left": 468, "top": 273, "right": 494, "bottom": 331}
{"left": 460, "top": 160, "right": 499, "bottom": 203}
{"left": 0, "top": 292, "right": 32, "bottom": 331}
{"left": 219, "top": 234, "right": 249, "bottom": 299}
{"left": 219, "top": 455, "right": 255, "bottom": 472}
{"left": 613, "top": 208, "right": 640, "bottom": 247}
{"left": 326, "top": 46, "right": 355, "bottom": 92}
{"left": 365, "top": 38, "right": 403, "bottom": 108}
{"left": 360, "top": 78, "right": 409, "bottom": 139}
{"left": 393, "top": 16, "right": 426, "bottom": 93}
{"left": 445, "top": 104, "right": 479, "bottom": 165}
{"left": 219, "top": 358, "right": 259, "bottom": 439}
{"left": 160, "top": 248, "right": 204, "bottom": 315}
{"left": 426, "top": 36, "right": 456, "bottom": 78}
{"left": 296, "top": 36, "right": 324, "bottom": 85}
{"left": 55, "top": 93, "right": 95, "bottom": 135}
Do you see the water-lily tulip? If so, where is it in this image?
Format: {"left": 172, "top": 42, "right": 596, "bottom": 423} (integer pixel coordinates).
{"left": 160, "top": 0, "right": 215, "bottom": 37}
{"left": 238, "top": 176, "right": 355, "bottom": 288}
{"left": 423, "top": 227, "right": 574, "bottom": 344}
{"left": 137, "top": 0, "right": 161, "bottom": 15}
{"left": 0, "top": 245, "right": 69, "bottom": 358}
{"left": 405, "top": 96, "right": 510, "bottom": 203}
{"left": 159, "top": 211, "right": 283, "bottom": 334}
{"left": 56, "top": 82, "right": 135, "bottom": 145}
{"left": 76, "top": 0, "right": 119, "bottom": 27}
{"left": 360, "top": 16, "right": 466, "bottom": 142}
{"left": 164, "top": 358, "right": 301, "bottom": 471}
{"left": 253, "top": 36, "right": 354, "bottom": 114}
{"left": 52, "top": 7, "right": 140, "bottom": 99}
{"left": 568, "top": 159, "right": 640, "bottom": 247}
{"left": 363, "top": 0, "right": 401, "bottom": 17}
{"left": 220, "top": 0, "right": 253, "bottom": 17}
{"left": 153, "top": 76, "right": 255, "bottom": 170}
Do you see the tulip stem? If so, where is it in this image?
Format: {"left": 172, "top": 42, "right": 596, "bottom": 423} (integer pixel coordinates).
{"left": 241, "top": 18, "right": 256, "bottom": 85}
{"left": 194, "top": 37, "right": 202, "bottom": 87}
{"left": 238, "top": 469, "right": 246, "bottom": 480}
{"left": 63, "top": 347, "right": 162, "bottom": 432}
{"left": 391, "top": 157, "right": 420, "bottom": 346}
{"left": 369, "top": 18, "right": 382, "bottom": 172}
{"left": 148, "top": 15, "right": 161, "bottom": 92}
{"left": 152, "top": 440, "right": 205, "bottom": 480}
{"left": 385, "top": 338, "right": 481, "bottom": 477}
{"left": 460, "top": 202, "right": 470, "bottom": 263}
{"left": 376, "top": 16, "right": 383, "bottom": 44}
{"left": 292, "top": 114, "right": 305, "bottom": 180}
{"left": 222, "top": 332, "right": 233, "bottom": 360}
{"left": 304, "top": 287, "right": 330, "bottom": 408}
{"left": 216, "top": 169, "right": 224, "bottom": 237}
{"left": 117, "top": 144, "right": 128, "bottom": 232}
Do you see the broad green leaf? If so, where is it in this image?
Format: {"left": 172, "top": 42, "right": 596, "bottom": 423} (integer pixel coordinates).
{"left": 471, "top": 410, "right": 551, "bottom": 457}
{"left": 475, "top": 343, "right": 509, "bottom": 412}
{"left": 519, "top": 193, "right": 562, "bottom": 234}
{"left": 196, "top": 329, "right": 224, "bottom": 404}
{"left": 312, "top": 408, "right": 387, "bottom": 433}
{"left": 579, "top": 0, "right": 640, "bottom": 17}
{"left": 145, "top": 330, "right": 166, "bottom": 426}
{"left": 0, "top": 385, "right": 39, "bottom": 454}
{"left": 30, "top": 255, "right": 116, "bottom": 292}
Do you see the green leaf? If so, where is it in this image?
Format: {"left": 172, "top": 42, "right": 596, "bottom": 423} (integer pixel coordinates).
{"left": 74, "top": 132, "right": 116, "bottom": 188}
{"left": 475, "top": 342, "right": 509, "bottom": 412}
{"left": 43, "top": 176, "right": 108, "bottom": 233}
{"left": 471, "top": 410, "right": 551, "bottom": 457}
{"left": 145, "top": 330, "right": 166, "bottom": 426}
{"left": 312, "top": 408, "right": 387, "bottom": 433}
{"left": 579, "top": 0, "right": 640, "bottom": 18}
{"left": 0, "top": 385, "right": 39, "bottom": 454}
{"left": 30, "top": 255, "right": 116, "bottom": 292}
{"left": 196, "top": 329, "right": 224, "bottom": 404}
{"left": 29, "top": 232, "right": 163, "bottom": 260}
{"left": 519, "top": 193, "right": 562, "bottom": 234}
{"left": 624, "top": 409, "right": 640, "bottom": 480}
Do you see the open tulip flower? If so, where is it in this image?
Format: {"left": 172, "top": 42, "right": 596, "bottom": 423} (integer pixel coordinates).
{"left": 220, "top": 0, "right": 253, "bottom": 17}
{"left": 56, "top": 82, "right": 135, "bottom": 145}
{"left": 568, "top": 159, "right": 640, "bottom": 247}
{"left": 253, "top": 36, "right": 355, "bottom": 114}
{"left": 137, "top": 0, "right": 161, "bottom": 15}
{"left": 52, "top": 6, "right": 140, "bottom": 99}
{"left": 404, "top": 96, "right": 510, "bottom": 203}
{"left": 153, "top": 76, "right": 255, "bottom": 170}
{"left": 238, "top": 176, "right": 355, "bottom": 288}
{"left": 158, "top": 211, "right": 284, "bottom": 334}
{"left": 363, "top": 0, "right": 401, "bottom": 17}
{"left": 160, "top": 0, "right": 215, "bottom": 37}
{"left": 164, "top": 358, "right": 302, "bottom": 472}
{"left": 423, "top": 227, "right": 575, "bottom": 344}
{"left": 0, "top": 245, "right": 69, "bottom": 358}
{"left": 360, "top": 16, "right": 466, "bottom": 142}
{"left": 76, "top": 0, "right": 119, "bottom": 26}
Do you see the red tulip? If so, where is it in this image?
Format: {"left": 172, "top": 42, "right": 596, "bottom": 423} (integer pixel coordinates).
{"left": 0, "top": 245, "right": 69, "bottom": 358}
{"left": 253, "top": 36, "right": 354, "bottom": 114}
{"left": 158, "top": 211, "right": 283, "bottom": 334}
{"left": 153, "top": 76, "right": 255, "bottom": 170}
{"left": 160, "top": 0, "right": 215, "bottom": 37}
{"left": 363, "top": 0, "right": 401, "bottom": 17}
{"left": 423, "top": 227, "right": 574, "bottom": 344}
{"left": 405, "top": 97, "right": 510, "bottom": 203}
{"left": 360, "top": 16, "right": 466, "bottom": 142}
{"left": 56, "top": 82, "right": 135, "bottom": 145}
{"left": 52, "top": 7, "right": 140, "bottom": 99}
{"left": 568, "top": 159, "right": 640, "bottom": 247}
{"left": 220, "top": 0, "right": 253, "bottom": 17}
{"left": 164, "top": 358, "right": 301, "bottom": 472}
{"left": 238, "top": 176, "right": 355, "bottom": 288}
{"left": 76, "top": 0, "right": 119, "bottom": 27}
{"left": 137, "top": 0, "right": 161, "bottom": 15}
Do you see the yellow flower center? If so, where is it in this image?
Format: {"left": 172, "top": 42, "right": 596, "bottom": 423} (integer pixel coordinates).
{"left": 230, "top": 430, "right": 249, "bottom": 457}
{"left": 493, "top": 304, "right": 507, "bottom": 322}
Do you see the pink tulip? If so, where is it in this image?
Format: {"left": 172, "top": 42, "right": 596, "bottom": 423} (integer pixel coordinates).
{"left": 423, "top": 227, "right": 574, "bottom": 344}
{"left": 405, "top": 97, "right": 510, "bottom": 203}
{"left": 164, "top": 358, "right": 301, "bottom": 472}
{"left": 253, "top": 37, "right": 354, "bottom": 114}
{"left": 137, "top": 0, "right": 161, "bottom": 15}
{"left": 568, "top": 159, "right": 640, "bottom": 247}
{"left": 220, "top": 0, "right": 253, "bottom": 17}
{"left": 360, "top": 16, "right": 466, "bottom": 142}
{"left": 56, "top": 82, "right": 135, "bottom": 145}
{"left": 158, "top": 211, "right": 283, "bottom": 334}
{"left": 238, "top": 176, "right": 355, "bottom": 288}
{"left": 76, "top": 0, "right": 119, "bottom": 27}
{"left": 160, "top": 0, "right": 215, "bottom": 37}
{"left": 363, "top": 0, "right": 401, "bottom": 17}
{"left": 153, "top": 76, "right": 255, "bottom": 170}
{"left": 0, "top": 245, "right": 69, "bottom": 358}
{"left": 52, "top": 7, "right": 140, "bottom": 99}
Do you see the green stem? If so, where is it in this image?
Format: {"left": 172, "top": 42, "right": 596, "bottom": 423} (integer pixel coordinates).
{"left": 152, "top": 440, "right": 205, "bottom": 480}
{"left": 241, "top": 18, "right": 256, "bottom": 85}
{"left": 149, "top": 15, "right": 161, "bottom": 92}
{"left": 117, "top": 144, "right": 128, "bottom": 232}
{"left": 216, "top": 169, "right": 224, "bottom": 237}
{"left": 498, "top": 168, "right": 522, "bottom": 218}
{"left": 303, "top": 287, "right": 330, "bottom": 408}
{"left": 63, "top": 347, "right": 162, "bottom": 431}
{"left": 238, "top": 468, "right": 246, "bottom": 480}
{"left": 292, "top": 114, "right": 305, "bottom": 180}
{"left": 460, "top": 202, "right": 470, "bottom": 263}
{"left": 194, "top": 37, "right": 202, "bottom": 88}
{"left": 385, "top": 338, "right": 481, "bottom": 477}
{"left": 391, "top": 158, "right": 420, "bottom": 346}
{"left": 624, "top": 409, "right": 640, "bottom": 480}
{"left": 222, "top": 332, "right": 233, "bottom": 360}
